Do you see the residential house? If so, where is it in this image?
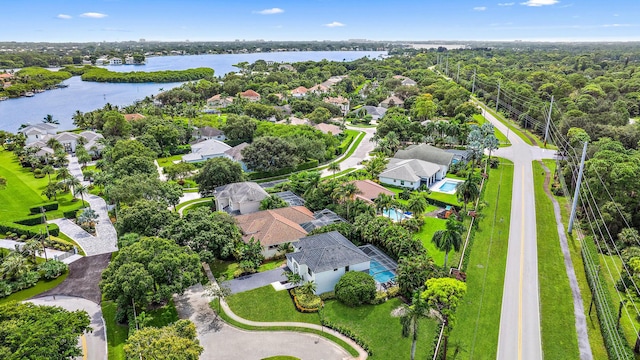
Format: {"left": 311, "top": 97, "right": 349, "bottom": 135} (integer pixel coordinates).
{"left": 19, "top": 123, "right": 58, "bottom": 145}
{"left": 215, "top": 181, "right": 269, "bottom": 215}
{"left": 392, "top": 75, "right": 417, "bottom": 86}
{"left": 223, "top": 142, "right": 249, "bottom": 171}
{"left": 239, "top": 89, "right": 261, "bottom": 102}
{"left": 394, "top": 144, "right": 454, "bottom": 177}
{"left": 207, "top": 94, "right": 234, "bottom": 108}
{"left": 379, "top": 95, "right": 404, "bottom": 108}
{"left": 125, "top": 57, "right": 135, "bottom": 65}
{"left": 194, "top": 126, "right": 226, "bottom": 141}
{"left": 278, "top": 116, "right": 309, "bottom": 126}
{"left": 235, "top": 206, "right": 315, "bottom": 258}
{"left": 181, "top": 138, "right": 231, "bottom": 163}
{"left": 291, "top": 86, "right": 308, "bottom": 98}
{"left": 309, "top": 84, "right": 330, "bottom": 94}
{"left": 351, "top": 180, "right": 395, "bottom": 204}
{"left": 351, "top": 106, "right": 387, "bottom": 121}
{"left": 79, "top": 131, "right": 105, "bottom": 156}
{"left": 324, "top": 96, "right": 350, "bottom": 116}
{"left": 123, "top": 113, "right": 146, "bottom": 122}
{"left": 54, "top": 132, "right": 82, "bottom": 153}
{"left": 300, "top": 209, "right": 346, "bottom": 232}
{"left": 379, "top": 158, "right": 443, "bottom": 190}
{"left": 0, "top": 73, "right": 13, "bottom": 80}
{"left": 314, "top": 123, "right": 343, "bottom": 136}
{"left": 21, "top": 126, "right": 105, "bottom": 156}
{"left": 109, "top": 58, "right": 123, "bottom": 65}
{"left": 286, "top": 231, "right": 371, "bottom": 294}
{"left": 278, "top": 64, "right": 296, "bottom": 72}
{"left": 272, "top": 191, "right": 306, "bottom": 207}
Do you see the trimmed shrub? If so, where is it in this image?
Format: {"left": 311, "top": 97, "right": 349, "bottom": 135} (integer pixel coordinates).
{"left": 0, "top": 222, "right": 58, "bottom": 238}
{"left": 291, "top": 289, "right": 322, "bottom": 312}
{"left": 13, "top": 215, "right": 45, "bottom": 226}
{"left": 335, "top": 271, "right": 376, "bottom": 307}
{"left": 29, "top": 202, "right": 59, "bottom": 214}
{"left": 319, "top": 291, "right": 336, "bottom": 300}
{"left": 63, "top": 209, "right": 79, "bottom": 219}
{"left": 38, "top": 260, "right": 68, "bottom": 280}
{"left": 0, "top": 281, "right": 11, "bottom": 298}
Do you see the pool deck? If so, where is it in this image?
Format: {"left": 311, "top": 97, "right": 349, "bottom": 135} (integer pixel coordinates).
{"left": 430, "top": 178, "right": 463, "bottom": 195}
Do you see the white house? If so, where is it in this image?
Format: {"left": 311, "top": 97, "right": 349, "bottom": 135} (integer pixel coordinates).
{"left": 223, "top": 142, "right": 249, "bottom": 171}
{"left": 214, "top": 181, "right": 269, "bottom": 215}
{"left": 286, "top": 231, "right": 371, "bottom": 295}
{"left": 379, "top": 158, "right": 443, "bottom": 190}
{"left": 19, "top": 123, "right": 58, "bottom": 145}
{"left": 181, "top": 138, "right": 231, "bottom": 163}
{"left": 291, "top": 86, "right": 308, "bottom": 98}
{"left": 394, "top": 144, "right": 454, "bottom": 177}
{"left": 194, "top": 127, "right": 226, "bottom": 141}
{"left": 351, "top": 106, "right": 387, "bottom": 121}
{"left": 109, "top": 58, "right": 123, "bottom": 65}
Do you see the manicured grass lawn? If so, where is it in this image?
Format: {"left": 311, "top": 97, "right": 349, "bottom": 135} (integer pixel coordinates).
{"left": 226, "top": 285, "right": 320, "bottom": 324}
{"left": 262, "top": 357, "right": 300, "bottom": 360}
{"left": 323, "top": 298, "right": 438, "bottom": 359}
{"left": 157, "top": 154, "right": 184, "bottom": 168}
{"left": 175, "top": 197, "right": 213, "bottom": 213}
{"left": 182, "top": 201, "right": 212, "bottom": 215}
{"left": 211, "top": 258, "right": 287, "bottom": 281}
{"left": 415, "top": 217, "right": 448, "bottom": 266}
{"left": 533, "top": 161, "right": 579, "bottom": 359}
{"left": 447, "top": 159, "right": 513, "bottom": 359}
{"left": 0, "top": 149, "right": 86, "bottom": 222}
{"left": 0, "top": 271, "right": 68, "bottom": 306}
{"left": 473, "top": 114, "right": 510, "bottom": 147}
{"left": 102, "top": 301, "right": 128, "bottom": 360}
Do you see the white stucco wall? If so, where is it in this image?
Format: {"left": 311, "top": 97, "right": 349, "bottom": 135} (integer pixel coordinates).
{"left": 238, "top": 200, "right": 261, "bottom": 215}
{"left": 379, "top": 176, "right": 419, "bottom": 190}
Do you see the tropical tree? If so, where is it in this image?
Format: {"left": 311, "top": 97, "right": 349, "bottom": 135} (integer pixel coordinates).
{"left": 456, "top": 172, "right": 481, "bottom": 213}
{"left": 399, "top": 292, "right": 430, "bottom": 360}
{"left": 276, "top": 242, "right": 293, "bottom": 257}
{"left": 363, "top": 154, "right": 389, "bottom": 180}
{"left": 73, "top": 183, "right": 88, "bottom": 206}
{"left": 42, "top": 114, "right": 59, "bottom": 124}
{"left": 41, "top": 165, "right": 54, "bottom": 184}
{"left": 333, "top": 182, "right": 362, "bottom": 221}
{"left": 406, "top": 192, "right": 428, "bottom": 217}
{"left": 298, "top": 280, "right": 317, "bottom": 295}
{"left": 204, "top": 283, "right": 232, "bottom": 315}
{"left": 328, "top": 162, "right": 340, "bottom": 176}
{"left": 421, "top": 278, "right": 467, "bottom": 358}
{"left": 374, "top": 193, "right": 394, "bottom": 215}
{"left": 46, "top": 138, "right": 63, "bottom": 152}
{"left": 0, "top": 252, "right": 28, "bottom": 280}
{"left": 259, "top": 195, "right": 288, "bottom": 210}
{"left": 431, "top": 217, "right": 464, "bottom": 268}
{"left": 20, "top": 239, "right": 44, "bottom": 263}
{"left": 123, "top": 320, "right": 203, "bottom": 360}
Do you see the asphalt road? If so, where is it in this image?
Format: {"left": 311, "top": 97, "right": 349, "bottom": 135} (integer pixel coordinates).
{"left": 481, "top": 107, "right": 555, "bottom": 360}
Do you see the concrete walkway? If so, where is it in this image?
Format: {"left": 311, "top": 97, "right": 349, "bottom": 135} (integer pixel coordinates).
{"left": 28, "top": 296, "right": 107, "bottom": 360}
{"left": 0, "top": 239, "right": 82, "bottom": 264}
{"left": 222, "top": 267, "right": 288, "bottom": 294}
{"left": 320, "top": 126, "right": 376, "bottom": 178}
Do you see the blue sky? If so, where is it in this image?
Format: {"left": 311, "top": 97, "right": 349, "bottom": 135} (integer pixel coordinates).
{"left": 2, "top": 0, "right": 639, "bottom": 42}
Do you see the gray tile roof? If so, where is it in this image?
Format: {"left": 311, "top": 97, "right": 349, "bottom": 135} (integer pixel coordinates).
{"left": 394, "top": 144, "right": 454, "bottom": 166}
{"left": 380, "top": 158, "right": 441, "bottom": 182}
{"left": 224, "top": 142, "right": 249, "bottom": 161}
{"left": 300, "top": 209, "right": 346, "bottom": 232}
{"left": 215, "top": 181, "right": 269, "bottom": 203}
{"left": 286, "top": 231, "right": 370, "bottom": 273}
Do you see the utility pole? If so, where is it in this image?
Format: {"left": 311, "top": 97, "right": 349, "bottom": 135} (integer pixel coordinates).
{"left": 544, "top": 95, "right": 554, "bottom": 147}
{"left": 471, "top": 69, "right": 476, "bottom": 95}
{"left": 40, "top": 207, "right": 49, "bottom": 261}
{"left": 456, "top": 62, "right": 460, "bottom": 82}
{"left": 495, "top": 81, "right": 501, "bottom": 113}
{"left": 568, "top": 141, "right": 588, "bottom": 234}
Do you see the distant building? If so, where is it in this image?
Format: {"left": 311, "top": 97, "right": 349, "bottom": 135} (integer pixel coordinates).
{"left": 314, "top": 123, "right": 343, "bottom": 136}
{"left": 207, "top": 94, "right": 234, "bottom": 108}
{"left": 109, "top": 58, "right": 123, "bottom": 65}
{"left": 181, "top": 138, "right": 231, "bottom": 163}
{"left": 214, "top": 181, "right": 269, "bottom": 215}
{"left": 379, "top": 95, "right": 404, "bottom": 108}
{"left": 123, "top": 113, "right": 146, "bottom": 121}
{"left": 239, "top": 89, "right": 261, "bottom": 102}
{"left": 324, "top": 96, "right": 350, "bottom": 116}
{"left": 194, "top": 126, "right": 226, "bottom": 141}
{"left": 291, "top": 86, "right": 308, "bottom": 98}
{"left": 392, "top": 75, "right": 417, "bottom": 87}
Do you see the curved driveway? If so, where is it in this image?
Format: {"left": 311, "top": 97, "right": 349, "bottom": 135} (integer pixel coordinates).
{"left": 320, "top": 125, "right": 376, "bottom": 177}
{"left": 480, "top": 107, "right": 555, "bottom": 360}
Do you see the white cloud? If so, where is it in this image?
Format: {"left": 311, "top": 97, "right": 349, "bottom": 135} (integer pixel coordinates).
{"left": 254, "top": 8, "right": 284, "bottom": 15}
{"left": 324, "top": 21, "right": 345, "bottom": 28}
{"left": 56, "top": 14, "right": 72, "bottom": 19}
{"left": 474, "top": 6, "right": 487, "bottom": 11}
{"left": 80, "top": 12, "right": 108, "bottom": 18}
{"left": 498, "top": 2, "right": 514, "bottom": 6}
{"left": 520, "top": 0, "right": 558, "bottom": 6}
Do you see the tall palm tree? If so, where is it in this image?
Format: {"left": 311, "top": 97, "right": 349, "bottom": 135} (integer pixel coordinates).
{"left": 456, "top": 172, "right": 481, "bottom": 213}
{"left": 56, "top": 167, "right": 72, "bottom": 183}
{"left": 431, "top": 217, "right": 465, "bottom": 268}
{"left": 42, "top": 165, "right": 54, "bottom": 184}
{"left": 0, "top": 252, "right": 28, "bottom": 281}
{"left": 374, "top": 193, "right": 394, "bottom": 215}
{"left": 46, "top": 138, "right": 63, "bottom": 152}
{"left": 406, "top": 192, "right": 428, "bottom": 217}
{"left": 73, "top": 183, "right": 88, "bottom": 206}
{"left": 42, "top": 114, "right": 59, "bottom": 124}
{"left": 398, "top": 292, "right": 429, "bottom": 360}
{"left": 333, "top": 183, "right": 362, "bottom": 221}
{"left": 364, "top": 154, "right": 389, "bottom": 180}
{"left": 328, "top": 162, "right": 340, "bottom": 177}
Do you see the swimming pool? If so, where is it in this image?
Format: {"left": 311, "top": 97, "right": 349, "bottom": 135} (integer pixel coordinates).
{"left": 383, "top": 208, "right": 409, "bottom": 222}
{"left": 436, "top": 179, "right": 462, "bottom": 193}
{"left": 370, "top": 260, "right": 396, "bottom": 283}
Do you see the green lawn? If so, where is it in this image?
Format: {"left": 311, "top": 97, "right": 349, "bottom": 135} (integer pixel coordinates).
{"left": 447, "top": 159, "right": 514, "bottom": 359}
{"left": 175, "top": 197, "right": 213, "bottom": 213}
{"left": 225, "top": 286, "right": 438, "bottom": 359}
{"left": 533, "top": 161, "right": 580, "bottom": 359}
{"left": 0, "top": 149, "right": 86, "bottom": 223}
{"left": 0, "top": 271, "right": 68, "bottom": 306}
{"left": 157, "top": 154, "right": 184, "bottom": 168}
{"left": 211, "top": 258, "right": 287, "bottom": 281}
{"left": 262, "top": 357, "right": 300, "bottom": 360}
{"left": 473, "top": 114, "right": 511, "bottom": 147}
{"left": 415, "top": 217, "right": 448, "bottom": 266}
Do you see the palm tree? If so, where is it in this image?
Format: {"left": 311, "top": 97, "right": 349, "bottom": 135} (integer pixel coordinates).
{"left": 431, "top": 217, "right": 464, "bottom": 268}
{"left": 42, "top": 114, "right": 59, "bottom": 124}
{"left": 73, "top": 183, "right": 88, "bottom": 206}
{"left": 0, "top": 252, "right": 28, "bottom": 281}
{"left": 456, "top": 172, "right": 481, "bottom": 213}
{"left": 374, "top": 193, "right": 394, "bottom": 215}
{"left": 276, "top": 242, "right": 293, "bottom": 257}
{"left": 56, "top": 167, "right": 72, "bottom": 182}
{"left": 333, "top": 183, "right": 361, "bottom": 221}
{"left": 406, "top": 192, "right": 428, "bottom": 217}
{"left": 298, "top": 280, "right": 317, "bottom": 295}
{"left": 46, "top": 138, "right": 63, "bottom": 152}
{"left": 398, "top": 293, "right": 429, "bottom": 360}
{"left": 42, "top": 165, "right": 54, "bottom": 184}
{"left": 364, "top": 154, "right": 389, "bottom": 180}
{"left": 21, "top": 239, "right": 44, "bottom": 264}
{"left": 328, "top": 162, "right": 340, "bottom": 177}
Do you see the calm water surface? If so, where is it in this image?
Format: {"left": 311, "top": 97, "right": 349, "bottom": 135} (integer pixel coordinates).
{"left": 0, "top": 51, "right": 385, "bottom": 132}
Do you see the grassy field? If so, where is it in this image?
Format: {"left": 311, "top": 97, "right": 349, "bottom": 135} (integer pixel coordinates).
{"left": 211, "top": 258, "right": 287, "bottom": 281}
{"left": 447, "top": 159, "right": 513, "bottom": 359}
{"left": 225, "top": 286, "right": 438, "bottom": 359}
{"left": 0, "top": 149, "right": 86, "bottom": 223}
{"left": 156, "top": 154, "right": 184, "bottom": 168}
{"left": 415, "top": 217, "right": 448, "bottom": 266}
{"left": 473, "top": 114, "right": 510, "bottom": 147}
{"left": 533, "top": 161, "right": 580, "bottom": 359}
{"left": 0, "top": 271, "right": 68, "bottom": 306}
{"left": 175, "top": 197, "right": 213, "bottom": 213}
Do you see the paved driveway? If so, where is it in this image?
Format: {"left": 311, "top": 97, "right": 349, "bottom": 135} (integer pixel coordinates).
{"left": 222, "top": 268, "right": 288, "bottom": 294}
{"left": 28, "top": 296, "right": 107, "bottom": 360}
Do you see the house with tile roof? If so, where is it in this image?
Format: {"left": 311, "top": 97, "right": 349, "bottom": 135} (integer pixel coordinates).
{"left": 207, "top": 94, "right": 234, "bottom": 108}
{"left": 290, "top": 86, "right": 308, "bottom": 98}
{"left": 181, "top": 138, "right": 232, "bottom": 163}
{"left": 379, "top": 158, "right": 443, "bottom": 190}
{"left": 324, "top": 96, "right": 350, "bottom": 116}
{"left": 215, "top": 181, "right": 269, "bottom": 215}
{"left": 223, "top": 142, "right": 249, "bottom": 171}
{"left": 314, "top": 123, "right": 342, "bottom": 136}
{"left": 239, "top": 89, "right": 261, "bottom": 102}
{"left": 123, "top": 113, "right": 146, "bottom": 121}
{"left": 194, "top": 126, "right": 226, "bottom": 141}
{"left": 351, "top": 180, "right": 395, "bottom": 204}
{"left": 235, "top": 206, "right": 315, "bottom": 258}
{"left": 379, "top": 95, "right": 405, "bottom": 108}
{"left": 286, "top": 231, "right": 371, "bottom": 294}
{"left": 394, "top": 144, "right": 454, "bottom": 177}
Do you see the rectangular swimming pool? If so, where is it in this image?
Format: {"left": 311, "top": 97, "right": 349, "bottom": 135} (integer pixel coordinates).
{"left": 370, "top": 259, "right": 396, "bottom": 283}
{"left": 383, "top": 208, "right": 410, "bottom": 222}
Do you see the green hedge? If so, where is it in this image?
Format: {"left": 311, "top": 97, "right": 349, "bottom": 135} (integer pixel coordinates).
{"left": 13, "top": 215, "right": 45, "bottom": 226}
{"left": 247, "top": 159, "right": 319, "bottom": 180}
{"left": 0, "top": 222, "right": 59, "bottom": 238}
{"left": 63, "top": 210, "right": 80, "bottom": 219}
{"left": 29, "top": 202, "right": 59, "bottom": 214}
{"left": 321, "top": 318, "right": 372, "bottom": 355}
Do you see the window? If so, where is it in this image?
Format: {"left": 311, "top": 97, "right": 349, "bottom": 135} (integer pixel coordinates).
{"left": 333, "top": 268, "right": 338, "bottom": 271}
{"left": 307, "top": 267, "right": 313, "bottom": 276}
{"left": 345, "top": 265, "right": 350, "bottom": 272}
{"left": 400, "top": 180, "right": 405, "bottom": 186}
{"left": 393, "top": 179, "right": 396, "bottom": 183}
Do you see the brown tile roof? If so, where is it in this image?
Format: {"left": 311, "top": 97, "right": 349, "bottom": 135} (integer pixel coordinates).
{"left": 324, "top": 96, "right": 349, "bottom": 105}
{"left": 352, "top": 180, "right": 395, "bottom": 203}
{"left": 235, "top": 206, "right": 314, "bottom": 247}
{"left": 124, "top": 113, "right": 145, "bottom": 121}
{"left": 0, "top": 73, "right": 13, "bottom": 79}
{"left": 314, "top": 123, "right": 342, "bottom": 135}
{"left": 240, "top": 89, "right": 261, "bottom": 99}
{"left": 291, "top": 86, "right": 308, "bottom": 95}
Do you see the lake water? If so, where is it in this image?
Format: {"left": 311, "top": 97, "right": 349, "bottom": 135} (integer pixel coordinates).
{"left": 0, "top": 51, "right": 386, "bottom": 132}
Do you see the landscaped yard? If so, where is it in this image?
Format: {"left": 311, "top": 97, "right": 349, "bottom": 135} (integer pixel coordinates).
{"left": 225, "top": 285, "right": 438, "bottom": 359}
{"left": 473, "top": 113, "right": 510, "bottom": 147}
{"left": 446, "top": 159, "right": 513, "bottom": 359}
{"left": 211, "top": 258, "right": 287, "bottom": 281}
{"left": 0, "top": 271, "right": 68, "bottom": 306}
{"left": 415, "top": 217, "right": 448, "bottom": 266}
{"left": 157, "top": 154, "right": 185, "bottom": 168}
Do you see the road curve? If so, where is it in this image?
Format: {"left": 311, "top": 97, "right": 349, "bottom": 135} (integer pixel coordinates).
{"left": 479, "top": 107, "right": 555, "bottom": 360}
